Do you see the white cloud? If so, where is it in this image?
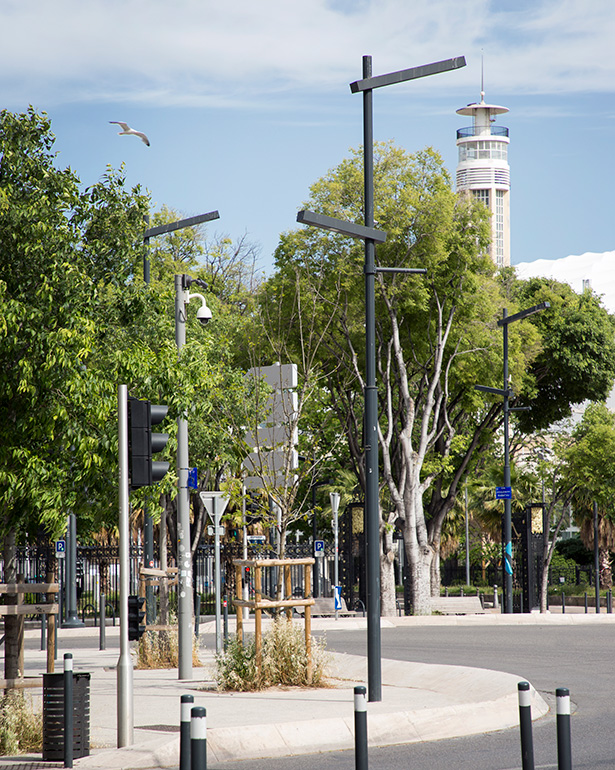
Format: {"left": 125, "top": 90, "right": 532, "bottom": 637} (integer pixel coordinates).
{"left": 515, "top": 251, "right": 615, "bottom": 314}
{"left": 2, "top": 0, "right": 614, "bottom": 107}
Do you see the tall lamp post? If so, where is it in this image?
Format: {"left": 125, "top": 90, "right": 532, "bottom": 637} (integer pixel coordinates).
{"left": 175, "top": 272, "right": 215, "bottom": 679}
{"left": 476, "top": 302, "right": 549, "bottom": 614}
{"left": 300, "top": 55, "right": 465, "bottom": 702}
{"left": 142, "top": 212, "right": 220, "bottom": 639}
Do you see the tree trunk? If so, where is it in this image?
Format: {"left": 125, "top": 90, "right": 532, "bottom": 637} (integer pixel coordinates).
{"left": 599, "top": 546, "right": 612, "bottom": 589}
{"left": 405, "top": 542, "right": 433, "bottom": 615}
{"left": 3, "top": 529, "right": 23, "bottom": 682}
{"left": 380, "top": 524, "right": 397, "bottom": 617}
{"left": 430, "top": 541, "right": 441, "bottom": 597}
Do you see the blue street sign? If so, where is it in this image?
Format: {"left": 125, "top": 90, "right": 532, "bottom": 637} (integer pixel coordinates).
{"left": 187, "top": 467, "right": 198, "bottom": 489}
{"left": 314, "top": 540, "right": 325, "bottom": 557}
{"left": 55, "top": 540, "right": 66, "bottom": 558}
{"left": 334, "top": 585, "right": 342, "bottom": 611}
{"left": 496, "top": 486, "right": 512, "bottom": 500}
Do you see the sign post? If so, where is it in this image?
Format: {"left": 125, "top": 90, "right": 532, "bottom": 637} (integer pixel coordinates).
{"left": 200, "top": 492, "right": 229, "bottom": 654}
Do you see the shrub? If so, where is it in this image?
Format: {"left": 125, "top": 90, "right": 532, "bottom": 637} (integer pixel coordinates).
{"left": 136, "top": 627, "right": 200, "bottom": 669}
{"left": 0, "top": 691, "right": 42, "bottom": 756}
{"left": 215, "top": 618, "right": 330, "bottom": 691}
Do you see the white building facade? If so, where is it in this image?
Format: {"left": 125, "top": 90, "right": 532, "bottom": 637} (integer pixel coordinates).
{"left": 456, "top": 93, "right": 511, "bottom": 268}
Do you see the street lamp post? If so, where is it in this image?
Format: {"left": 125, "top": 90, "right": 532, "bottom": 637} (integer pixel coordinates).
{"left": 350, "top": 54, "right": 465, "bottom": 702}
{"left": 141, "top": 211, "right": 218, "bottom": 680}
{"left": 476, "top": 302, "right": 549, "bottom": 614}
{"left": 175, "top": 273, "right": 214, "bottom": 679}
{"left": 299, "top": 55, "right": 465, "bottom": 701}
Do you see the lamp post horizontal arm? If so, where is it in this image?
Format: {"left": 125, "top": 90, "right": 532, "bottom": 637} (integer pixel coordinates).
{"left": 497, "top": 301, "right": 550, "bottom": 327}
{"left": 376, "top": 266, "right": 427, "bottom": 275}
{"left": 296, "top": 210, "right": 387, "bottom": 243}
{"left": 349, "top": 56, "right": 466, "bottom": 93}
{"left": 475, "top": 384, "right": 512, "bottom": 398}
{"left": 144, "top": 210, "right": 220, "bottom": 240}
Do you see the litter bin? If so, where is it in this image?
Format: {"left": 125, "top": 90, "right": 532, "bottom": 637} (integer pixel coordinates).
{"left": 42, "top": 672, "right": 90, "bottom": 760}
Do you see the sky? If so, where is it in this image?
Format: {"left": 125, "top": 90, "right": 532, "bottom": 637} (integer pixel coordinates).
{"left": 2, "top": 0, "right": 614, "bottom": 275}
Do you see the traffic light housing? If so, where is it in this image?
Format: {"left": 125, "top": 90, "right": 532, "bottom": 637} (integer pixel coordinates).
{"left": 128, "top": 397, "right": 170, "bottom": 489}
{"left": 128, "top": 595, "right": 146, "bottom": 641}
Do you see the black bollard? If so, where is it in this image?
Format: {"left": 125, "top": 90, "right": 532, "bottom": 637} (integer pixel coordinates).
{"left": 354, "top": 685, "right": 368, "bottom": 770}
{"left": 556, "top": 688, "right": 572, "bottom": 770}
{"left": 608, "top": 589, "right": 612, "bottom": 614}
{"left": 63, "top": 653, "right": 73, "bottom": 768}
{"left": 180, "top": 694, "right": 194, "bottom": 770}
{"left": 517, "top": 681, "right": 535, "bottom": 770}
{"left": 584, "top": 592, "right": 588, "bottom": 613}
{"left": 561, "top": 590, "right": 565, "bottom": 614}
{"left": 191, "top": 706, "right": 207, "bottom": 770}
{"left": 99, "top": 593, "right": 106, "bottom": 651}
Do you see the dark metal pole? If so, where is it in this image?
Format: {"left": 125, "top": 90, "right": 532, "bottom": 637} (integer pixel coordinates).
{"left": 502, "top": 310, "right": 513, "bottom": 614}
{"left": 556, "top": 688, "right": 572, "bottom": 770}
{"left": 312, "top": 484, "right": 320, "bottom": 598}
{"left": 190, "top": 706, "right": 207, "bottom": 770}
{"left": 362, "top": 53, "right": 382, "bottom": 704}
{"left": 517, "top": 681, "right": 535, "bottom": 770}
{"left": 63, "top": 653, "right": 73, "bottom": 768}
{"left": 180, "top": 694, "right": 194, "bottom": 770}
{"left": 354, "top": 685, "right": 368, "bottom": 770}
{"left": 593, "top": 501, "right": 600, "bottom": 613}
{"left": 64, "top": 514, "right": 83, "bottom": 627}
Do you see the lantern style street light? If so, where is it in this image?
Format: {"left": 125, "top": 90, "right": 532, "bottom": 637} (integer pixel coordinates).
{"left": 476, "top": 301, "right": 549, "bottom": 614}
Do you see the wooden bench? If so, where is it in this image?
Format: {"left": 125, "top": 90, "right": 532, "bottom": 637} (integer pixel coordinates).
{"left": 431, "top": 596, "right": 485, "bottom": 615}
{"left": 295, "top": 596, "right": 353, "bottom": 617}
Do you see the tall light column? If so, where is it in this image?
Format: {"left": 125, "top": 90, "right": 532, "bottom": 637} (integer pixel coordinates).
{"left": 175, "top": 275, "right": 192, "bottom": 679}
{"left": 350, "top": 53, "right": 465, "bottom": 701}
{"left": 477, "top": 301, "right": 549, "bottom": 613}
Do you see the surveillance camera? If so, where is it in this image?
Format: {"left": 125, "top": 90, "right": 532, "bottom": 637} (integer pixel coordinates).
{"left": 196, "top": 303, "right": 212, "bottom": 325}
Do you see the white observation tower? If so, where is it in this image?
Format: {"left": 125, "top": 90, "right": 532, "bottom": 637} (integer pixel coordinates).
{"left": 456, "top": 90, "right": 510, "bottom": 268}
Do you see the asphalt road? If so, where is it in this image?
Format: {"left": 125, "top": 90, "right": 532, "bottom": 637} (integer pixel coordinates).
{"left": 209, "top": 623, "right": 615, "bottom": 770}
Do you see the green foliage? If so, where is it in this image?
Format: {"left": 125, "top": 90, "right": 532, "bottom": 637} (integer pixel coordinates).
{"left": 215, "top": 635, "right": 259, "bottom": 691}
{"left": 513, "top": 278, "right": 615, "bottom": 430}
{"left": 548, "top": 550, "right": 581, "bottom": 587}
{"left": 0, "top": 691, "right": 42, "bottom": 756}
{"left": 215, "top": 619, "right": 330, "bottom": 691}
{"left": 555, "top": 536, "right": 593, "bottom": 566}
{"left": 0, "top": 109, "right": 258, "bottom": 543}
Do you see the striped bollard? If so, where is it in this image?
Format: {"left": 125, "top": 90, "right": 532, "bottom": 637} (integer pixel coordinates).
{"left": 63, "top": 653, "right": 73, "bottom": 769}
{"left": 556, "top": 687, "right": 572, "bottom": 770}
{"left": 191, "top": 706, "right": 207, "bottom": 770}
{"left": 517, "top": 682, "right": 535, "bottom": 770}
{"left": 180, "top": 694, "right": 194, "bottom": 770}
{"left": 354, "top": 685, "right": 368, "bottom": 770}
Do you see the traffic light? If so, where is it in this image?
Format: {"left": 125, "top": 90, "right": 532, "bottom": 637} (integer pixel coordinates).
{"left": 128, "top": 595, "right": 146, "bottom": 641}
{"left": 128, "top": 397, "right": 170, "bottom": 489}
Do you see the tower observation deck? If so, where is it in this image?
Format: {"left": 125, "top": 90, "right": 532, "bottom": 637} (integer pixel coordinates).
{"left": 456, "top": 92, "right": 510, "bottom": 268}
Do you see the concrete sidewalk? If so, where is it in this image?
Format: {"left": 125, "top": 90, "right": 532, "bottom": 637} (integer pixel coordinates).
{"left": 5, "top": 611, "right": 614, "bottom": 769}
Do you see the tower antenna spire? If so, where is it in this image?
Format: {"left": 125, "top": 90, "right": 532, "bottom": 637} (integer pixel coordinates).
{"left": 480, "top": 50, "right": 485, "bottom": 102}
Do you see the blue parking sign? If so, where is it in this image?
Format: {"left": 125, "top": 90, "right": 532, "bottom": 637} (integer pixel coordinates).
{"left": 55, "top": 540, "right": 66, "bottom": 558}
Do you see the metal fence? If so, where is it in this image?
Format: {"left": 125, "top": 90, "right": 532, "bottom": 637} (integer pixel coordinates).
{"left": 3, "top": 543, "right": 338, "bottom": 622}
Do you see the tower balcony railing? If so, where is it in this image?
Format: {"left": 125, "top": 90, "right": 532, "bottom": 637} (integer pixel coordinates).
{"left": 457, "top": 126, "right": 509, "bottom": 139}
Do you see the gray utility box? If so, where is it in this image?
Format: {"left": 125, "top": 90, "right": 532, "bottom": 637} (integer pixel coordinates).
{"left": 42, "top": 672, "right": 90, "bottom": 761}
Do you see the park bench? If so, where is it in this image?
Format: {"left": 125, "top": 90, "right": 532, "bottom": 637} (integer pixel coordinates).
{"left": 431, "top": 595, "right": 485, "bottom": 615}
{"left": 294, "top": 596, "right": 354, "bottom": 617}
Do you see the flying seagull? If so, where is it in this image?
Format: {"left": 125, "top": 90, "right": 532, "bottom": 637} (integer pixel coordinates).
{"left": 109, "top": 121, "right": 150, "bottom": 146}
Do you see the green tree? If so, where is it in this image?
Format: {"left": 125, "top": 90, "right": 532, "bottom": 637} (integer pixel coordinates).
{"left": 267, "top": 141, "right": 615, "bottom": 615}
{"left": 563, "top": 402, "right": 615, "bottom": 588}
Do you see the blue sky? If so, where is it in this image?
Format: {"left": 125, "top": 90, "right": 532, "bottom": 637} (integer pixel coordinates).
{"left": 2, "top": 0, "right": 614, "bottom": 275}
